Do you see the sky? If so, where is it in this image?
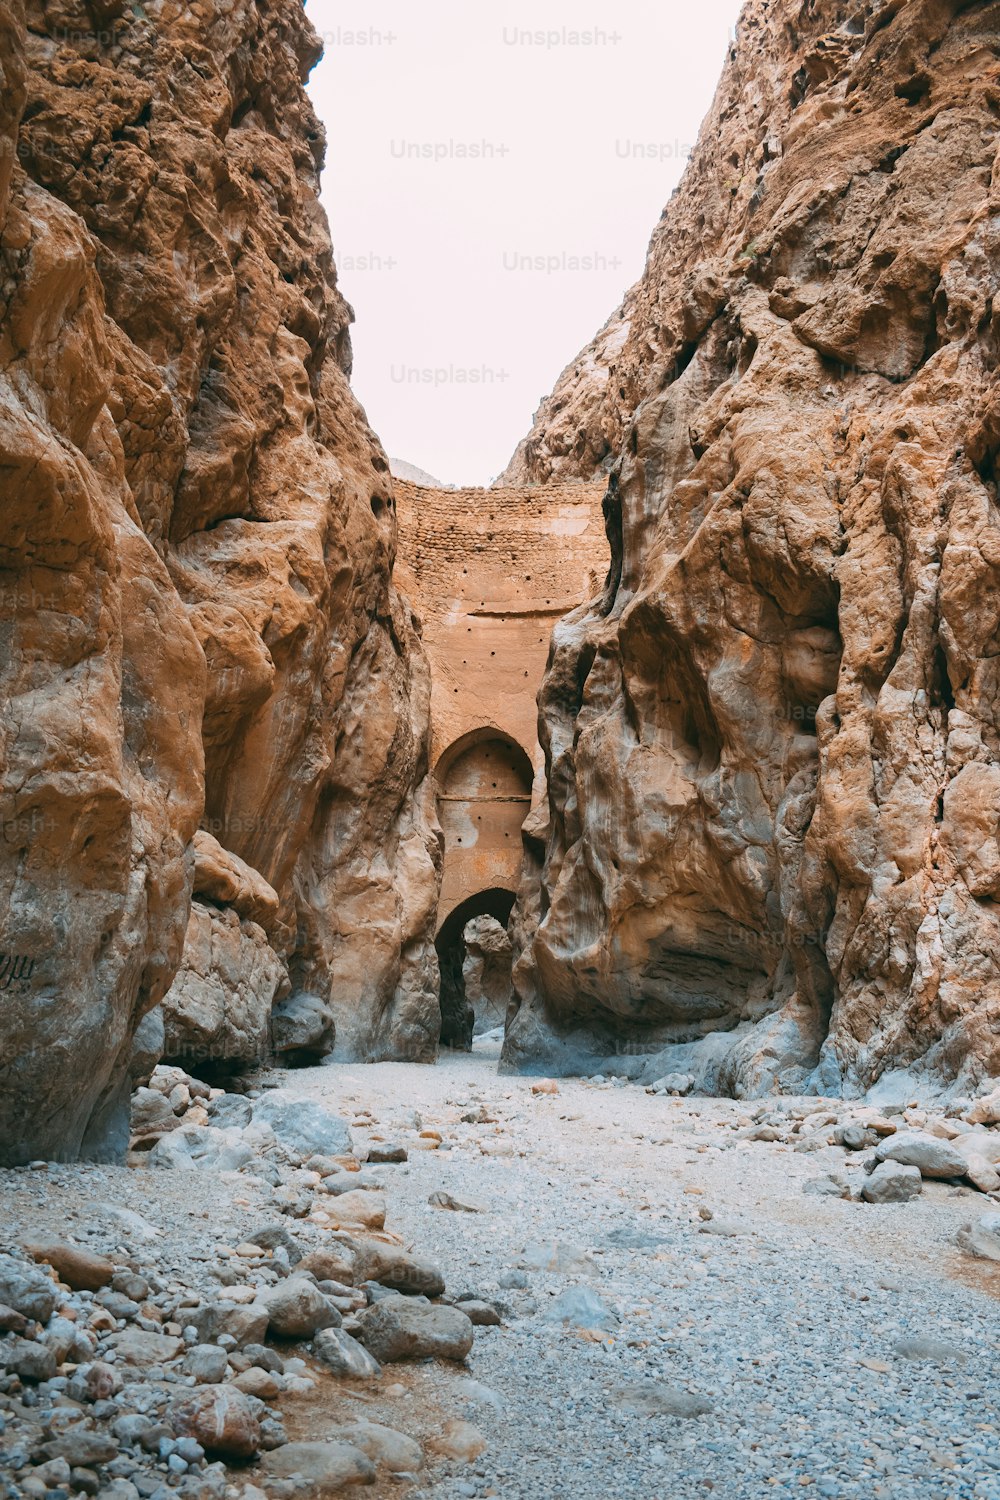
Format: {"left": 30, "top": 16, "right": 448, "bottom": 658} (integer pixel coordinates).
{"left": 306, "top": 0, "right": 744, "bottom": 486}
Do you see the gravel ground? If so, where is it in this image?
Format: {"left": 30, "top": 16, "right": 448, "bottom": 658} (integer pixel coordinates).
{"left": 3, "top": 1040, "right": 999, "bottom": 1500}
{"left": 311, "top": 1038, "right": 1000, "bottom": 1500}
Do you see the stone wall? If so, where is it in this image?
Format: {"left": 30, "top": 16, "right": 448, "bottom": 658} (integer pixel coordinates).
{"left": 395, "top": 478, "right": 608, "bottom": 772}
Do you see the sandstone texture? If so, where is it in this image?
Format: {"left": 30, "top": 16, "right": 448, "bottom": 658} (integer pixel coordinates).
{"left": 502, "top": 0, "right": 1000, "bottom": 1097}
{"left": 0, "top": 0, "right": 440, "bottom": 1161}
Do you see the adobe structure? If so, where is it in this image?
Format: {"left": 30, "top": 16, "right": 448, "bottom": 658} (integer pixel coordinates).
{"left": 394, "top": 477, "right": 608, "bottom": 1039}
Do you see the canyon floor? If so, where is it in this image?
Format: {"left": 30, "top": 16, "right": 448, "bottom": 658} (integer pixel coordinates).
{"left": 4, "top": 1043, "right": 1000, "bottom": 1500}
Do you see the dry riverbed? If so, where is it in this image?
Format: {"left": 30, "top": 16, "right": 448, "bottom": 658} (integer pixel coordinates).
{"left": 2, "top": 1038, "right": 1000, "bottom": 1500}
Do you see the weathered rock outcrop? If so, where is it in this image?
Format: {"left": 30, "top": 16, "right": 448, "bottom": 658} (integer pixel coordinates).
{"left": 463, "top": 916, "right": 513, "bottom": 1036}
{"left": 503, "top": 0, "right": 1000, "bottom": 1097}
{"left": 0, "top": 0, "right": 439, "bottom": 1162}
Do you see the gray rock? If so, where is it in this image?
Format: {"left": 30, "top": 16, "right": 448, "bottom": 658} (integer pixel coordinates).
{"left": 44, "top": 1314, "right": 85, "bottom": 1363}
{"left": 0, "top": 1253, "right": 57, "bottom": 1323}
{"left": 698, "top": 1218, "right": 747, "bottom": 1237}
{"left": 602, "top": 1225, "right": 671, "bottom": 1251}
{"left": 835, "top": 1123, "right": 878, "bottom": 1150}
{"left": 322, "top": 1173, "right": 384, "bottom": 1197}
{"left": 107, "top": 1329, "right": 184, "bottom": 1367}
{"left": 161, "top": 899, "right": 284, "bottom": 1067}
{"left": 637, "top": 1027, "right": 753, "bottom": 1092}
{"left": 244, "top": 1344, "right": 285, "bottom": 1374}
{"left": 39, "top": 1429, "right": 119, "bottom": 1466}
{"left": 356, "top": 1300, "right": 474, "bottom": 1363}
{"left": 261, "top": 1276, "right": 341, "bottom": 1339}
{"left": 454, "top": 1299, "right": 502, "bottom": 1327}
{"left": 257, "top": 1441, "right": 376, "bottom": 1495}
{"left": 250, "top": 1093, "right": 353, "bottom": 1158}
{"left": 351, "top": 1241, "right": 445, "bottom": 1298}
{"left": 247, "top": 1223, "right": 305, "bottom": 1265}
{"left": 1, "top": 1337, "right": 58, "bottom": 1382}
{"left": 649, "top": 1072, "right": 696, "bottom": 1096}
{"left": 540, "top": 1286, "right": 619, "bottom": 1332}
{"left": 427, "top": 1190, "right": 482, "bottom": 1212}
{"left": 271, "top": 992, "right": 336, "bottom": 1061}
{"left": 328, "top": 1419, "right": 422, "bottom": 1474}
{"left": 874, "top": 1130, "right": 969, "bottom": 1179}
{"left": 522, "top": 1241, "right": 594, "bottom": 1274}
{"left": 186, "top": 1300, "right": 270, "bottom": 1349}
{"left": 862, "top": 1161, "right": 923, "bottom": 1203}
{"left": 893, "top": 1336, "right": 967, "bottom": 1364}
{"left": 147, "top": 1125, "right": 254, "bottom": 1173}
{"left": 130, "top": 1087, "right": 178, "bottom": 1138}
{"left": 614, "top": 1382, "right": 714, "bottom": 1418}
{"left": 956, "top": 1212, "right": 1000, "bottom": 1262}
{"left": 313, "top": 1327, "right": 382, "bottom": 1380}
{"left": 803, "top": 1173, "right": 852, "bottom": 1199}
{"left": 368, "top": 1143, "right": 408, "bottom": 1164}
{"left": 185, "top": 1344, "right": 229, "bottom": 1383}
{"left": 205, "top": 1094, "right": 253, "bottom": 1130}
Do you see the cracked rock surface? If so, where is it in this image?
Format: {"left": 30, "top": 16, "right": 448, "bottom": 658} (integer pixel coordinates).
{"left": 0, "top": 0, "right": 440, "bottom": 1162}
{"left": 501, "top": 0, "right": 1000, "bottom": 1097}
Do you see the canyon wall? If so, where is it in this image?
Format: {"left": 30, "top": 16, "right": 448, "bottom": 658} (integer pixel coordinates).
{"left": 0, "top": 0, "right": 440, "bottom": 1164}
{"left": 503, "top": 0, "right": 1000, "bottom": 1098}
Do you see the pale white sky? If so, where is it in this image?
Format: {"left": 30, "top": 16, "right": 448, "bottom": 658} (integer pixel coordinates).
{"left": 306, "top": 0, "right": 743, "bottom": 485}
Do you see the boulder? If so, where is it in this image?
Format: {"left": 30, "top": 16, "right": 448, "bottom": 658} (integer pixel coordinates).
{"left": 350, "top": 1241, "right": 445, "bottom": 1299}
{"left": 161, "top": 902, "right": 286, "bottom": 1070}
{"left": 272, "top": 992, "right": 337, "bottom": 1062}
{"left": 956, "top": 1213, "right": 1000, "bottom": 1262}
{"left": 257, "top": 1441, "right": 376, "bottom": 1495}
{"left": 169, "top": 1386, "right": 262, "bottom": 1458}
{"left": 862, "top": 1162, "right": 923, "bottom": 1204}
{"left": 327, "top": 1420, "right": 422, "bottom": 1473}
{"left": 22, "top": 1240, "right": 114, "bottom": 1292}
{"left": 0, "top": 1255, "right": 56, "bottom": 1323}
{"left": 250, "top": 1094, "right": 353, "bottom": 1159}
{"left": 313, "top": 1328, "right": 382, "bottom": 1380}
{"left": 356, "top": 1300, "right": 474, "bottom": 1363}
{"left": 873, "top": 1132, "right": 969, "bottom": 1180}
{"left": 261, "top": 1277, "right": 341, "bottom": 1339}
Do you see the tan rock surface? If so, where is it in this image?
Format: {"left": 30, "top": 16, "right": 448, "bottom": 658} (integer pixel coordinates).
{"left": 502, "top": 0, "right": 1000, "bottom": 1096}
{"left": 0, "top": 0, "right": 439, "bottom": 1161}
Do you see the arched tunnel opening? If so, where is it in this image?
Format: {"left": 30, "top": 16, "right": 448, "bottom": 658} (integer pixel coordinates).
{"left": 436, "top": 886, "right": 517, "bottom": 1050}
{"left": 434, "top": 728, "right": 534, "bottom": 1050}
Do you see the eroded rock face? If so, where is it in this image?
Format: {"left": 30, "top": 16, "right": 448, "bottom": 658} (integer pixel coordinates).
{"left": 463, "top": 917, "right": 513, "bottom": 1035}
{"left": 503, "top": 0, "right": 1000, "bottom": 1097}
{"left": 161, "top": 903, "right": 287, "bottom": 1071}
{"left": 0, "top": 0, "right": 439, "bottom": 1161}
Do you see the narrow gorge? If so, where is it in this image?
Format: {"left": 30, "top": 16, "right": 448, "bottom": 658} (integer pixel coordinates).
{"left": 3, "top": 1, "right": 1000, "bottom": 1497}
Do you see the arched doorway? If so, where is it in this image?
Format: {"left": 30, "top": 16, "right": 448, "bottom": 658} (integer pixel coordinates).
{"left": 435, "top": 730, "right": 533, "bottom": 923}
{"left": 436, "top": 887, "right": 517, "bottom": 1049}
{"left": 434, "top": 730, "right": 533, "bottom": 1048}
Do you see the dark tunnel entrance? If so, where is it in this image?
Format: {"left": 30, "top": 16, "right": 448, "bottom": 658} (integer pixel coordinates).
{"left": 436, "top": 886, "right": 516, "bottom": 1050}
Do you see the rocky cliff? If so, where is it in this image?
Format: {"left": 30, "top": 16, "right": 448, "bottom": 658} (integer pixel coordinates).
{"left": 0, "top": 0, "right": 440, "bottom": 1164}
{"left": 503, "top": 0, "right": 1000, "bottom": 1098}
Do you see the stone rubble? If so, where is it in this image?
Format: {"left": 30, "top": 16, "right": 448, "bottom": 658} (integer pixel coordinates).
{"left": 4, "top": 1044, "right": 1000, "bottom": 1498}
